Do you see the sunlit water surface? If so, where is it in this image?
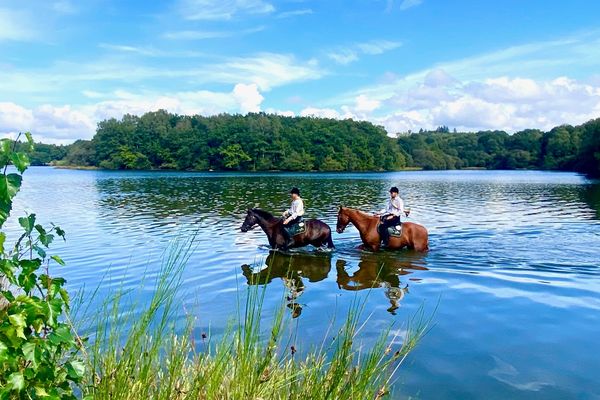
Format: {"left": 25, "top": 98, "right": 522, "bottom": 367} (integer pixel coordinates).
{"left": 7, "top": 168, "right": 600, "bottom": 399}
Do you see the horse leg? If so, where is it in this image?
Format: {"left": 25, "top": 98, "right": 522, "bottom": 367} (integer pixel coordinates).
{"left": 326, "top": 232, "right": 335, "bottom": 249}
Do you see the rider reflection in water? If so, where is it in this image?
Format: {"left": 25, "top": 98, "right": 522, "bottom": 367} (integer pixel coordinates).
{"left": 282, "top": 187, "right": 305, "bottom": 247}
{"left": 375, "top": 186, "right": 405, "bottom": 247}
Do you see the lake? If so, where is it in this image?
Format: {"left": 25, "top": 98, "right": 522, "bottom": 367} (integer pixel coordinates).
{"left": 6, "top": 167, "right": 600, "bottom": 399}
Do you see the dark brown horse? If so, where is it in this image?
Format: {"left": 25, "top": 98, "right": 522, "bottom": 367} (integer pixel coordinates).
{"left": 336, "top": 206, "right": 429, "bottom": 252}
{"left": 241, "top": 208, "right": 334, "bottom": 250}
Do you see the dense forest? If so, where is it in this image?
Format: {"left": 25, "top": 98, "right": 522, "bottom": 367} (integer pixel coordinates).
{"left": 20, "top": 111, "right": 600, "bottom": 177}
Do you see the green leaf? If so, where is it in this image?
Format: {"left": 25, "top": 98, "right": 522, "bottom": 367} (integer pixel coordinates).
{"left": 18, "top": 214, "right": 36, "bottom": 234}
{"left": 54, "top": 225, "right": 66, "bottom": 240}
{"left": 0, "top": 139, "right": 11, "bottom": 155}
{"left": 33, "top": 245, "right": 47, "bottom": 258}
{"left": 18, "top": 271, "right": 37, "bottom": 293}
{"left": 22, "top": 342, "right": 41, "bottom": 369}
{"left": 66, "top": 360, "right": 85, "bottom": 381}
{"left": 0, "top": 232, "right": 5, "bottom": 254}
{"left": 8, "top": 313, "right": 27, "bottom": 339}
{"left": 43, "top": 299, "right": 63, "bottom": 327}
{"left": 7, "top": 372, "right": 24, "bottom": 391}
{"left": 10, "top": 152, "right": 30, "bottom": 174}
{"left": 34, "top": 386, "right": 49, "bottom": 397}
{"left": 0, "top": 259, "right": 16, "bottom": 283}
{"left": 20, "top": 258, "right": 42, "bottom": 274}
{"left": 49, "top": 325, "right": 73, "bottom": 345}
{"left": 0, "top": 341, "right": 8, "bottom": 358}
{"left": 25, "top": 132, "right": 34, "bottom": 151}
{"left": 0, "top": 173, "right": 22, "bottom": 227}
{"left": 0, "top": 173, "right": 22, "bottom": 202}
{"left": 51, "top": 255, "right": 66, "bottom": 266}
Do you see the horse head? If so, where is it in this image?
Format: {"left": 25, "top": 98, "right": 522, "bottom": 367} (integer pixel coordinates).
{"left": 240, "top": 209, "right": 259, "bottom": 232}
{"left": 336, "top": 205, "right": 350, "bottom": 233}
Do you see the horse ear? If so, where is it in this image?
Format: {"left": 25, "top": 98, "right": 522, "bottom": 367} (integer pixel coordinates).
{"left": 338, "top": 205, "right": 343, "bottom": 210}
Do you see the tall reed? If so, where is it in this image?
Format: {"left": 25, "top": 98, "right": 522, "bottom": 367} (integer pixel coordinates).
{"left": 81, "top": 241, "right": 430, "bottom": 400}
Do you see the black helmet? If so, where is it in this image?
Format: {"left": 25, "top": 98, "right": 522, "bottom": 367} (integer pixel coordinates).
{"left": 389, "top": 186, "right": 399, "bottom": 194}
{"left": 290, "top": 187, "right": 300, "bottom": 195}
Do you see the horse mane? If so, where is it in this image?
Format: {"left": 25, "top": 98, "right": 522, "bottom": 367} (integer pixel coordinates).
{"left": 251, "top": 208, "right": 277, "bottom": 220}
{"left": 342, "top": 206, "right": 375, "bottom": 218}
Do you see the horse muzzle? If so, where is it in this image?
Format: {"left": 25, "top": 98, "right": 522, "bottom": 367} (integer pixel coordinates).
{"left": 336, "top": 227, "right": 344, "bottom": 233}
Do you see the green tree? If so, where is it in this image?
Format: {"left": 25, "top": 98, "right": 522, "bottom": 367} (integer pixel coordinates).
{"left": 219, "top": 144, "right": 252, "bottom": 170}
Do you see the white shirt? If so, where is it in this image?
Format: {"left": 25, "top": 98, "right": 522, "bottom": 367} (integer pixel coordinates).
{"left": 380, "top": 196, "right": 404, "bottom": 217}
{"left": 285, "top": 198, "right": 305, "bottom": 219}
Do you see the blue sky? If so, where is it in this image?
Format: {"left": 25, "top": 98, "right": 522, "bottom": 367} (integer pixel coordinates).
{"left": 1, "top": 0, "right": 600, "bottom": 143}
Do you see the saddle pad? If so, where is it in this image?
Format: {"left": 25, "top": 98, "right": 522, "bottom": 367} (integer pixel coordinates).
{"left": 285, "top": 222, "right": 306, "bottom": 236}
{"left": 387, "top": 224, "right": 403, "bottom": 237}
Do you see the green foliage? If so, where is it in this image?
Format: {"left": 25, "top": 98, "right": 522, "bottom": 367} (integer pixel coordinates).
{"left": 45, "top": 111, "right": 404, "bottom": 172}
{"left": 0, "top": 133, "right": 84, "bottom": 399}
{"left": 397, "top": 118, "right": 600, "bottom": 176}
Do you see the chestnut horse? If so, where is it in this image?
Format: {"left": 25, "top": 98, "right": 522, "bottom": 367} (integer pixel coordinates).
{"left": 241, "top": 208, "right": 334, "bottom": 250}
{"left": 336, "top": 206, "right": 428, "bottom": 252}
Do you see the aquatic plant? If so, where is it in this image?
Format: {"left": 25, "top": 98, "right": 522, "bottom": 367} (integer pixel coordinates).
{"left": 83, "top": 243, "right": 431, "bottom": 399}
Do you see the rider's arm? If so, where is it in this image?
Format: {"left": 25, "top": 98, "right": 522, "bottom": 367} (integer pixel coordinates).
{"left": 390, "top": 198, "right": 404, "bottom": 216}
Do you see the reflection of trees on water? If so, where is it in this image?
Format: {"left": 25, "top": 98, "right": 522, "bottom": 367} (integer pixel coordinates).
{"left": 93, "top": 174, "right": 393, "bottom": 222}
{"left": 579, "top": 184, "right": 600, "bottom": 219}
{"left": 241, "top": 250, "right": 428, "bottom": 318}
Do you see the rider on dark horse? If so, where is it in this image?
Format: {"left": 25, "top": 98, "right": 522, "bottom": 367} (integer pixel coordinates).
{"left": 282, "top": 187, "right": 305, "bottom": 248}
{"left": 376, "top": 186, "right": 405, "bottom": 247}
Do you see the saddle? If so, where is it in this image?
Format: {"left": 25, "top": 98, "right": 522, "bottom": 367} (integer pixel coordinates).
{"left": 284, "top": 219, "right": 306, "bottom": 236}
{"left": 378, "top": 223, "right": 403, "bottom": 237}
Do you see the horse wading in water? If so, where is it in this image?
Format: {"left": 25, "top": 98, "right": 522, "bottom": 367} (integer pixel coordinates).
{"left": 336, "top": 206, "right": 428, "bottom": 252}
{"left": 241, "top": 208, "right": 335, "bottom": 250}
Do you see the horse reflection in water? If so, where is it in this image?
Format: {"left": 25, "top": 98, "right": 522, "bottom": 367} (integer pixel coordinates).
{"left": 241, "top": 251, "right": 332, "bottom": 318}
{"left": 241, "top": 250, "right": 428, "bottom": 317}
{"left": 336, "top": 252, "right": 428, "bottom": 315}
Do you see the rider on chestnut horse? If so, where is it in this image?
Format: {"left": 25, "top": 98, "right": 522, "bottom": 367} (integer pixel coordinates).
{"left": 375, "top": 186, "right": 405, "bottom": 247}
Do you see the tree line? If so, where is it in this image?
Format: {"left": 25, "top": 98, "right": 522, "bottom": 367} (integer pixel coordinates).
{"left": 397, "top": 118, "right": 600, "bottom": 177}
{"left": 20, "top": 111, "right": 600, "bottom": 177}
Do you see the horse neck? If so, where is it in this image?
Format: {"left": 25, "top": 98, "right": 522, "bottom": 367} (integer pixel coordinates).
{"left": 345, "top": 208, "right": 377, "bottom": 232}
{"left": 254, "top": 212, "right": 280, "bottom": 234}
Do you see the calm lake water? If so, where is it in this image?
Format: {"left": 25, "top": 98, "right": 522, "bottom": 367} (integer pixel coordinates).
{"left": 6, "top": 167, "right": 600, "bottom": 399}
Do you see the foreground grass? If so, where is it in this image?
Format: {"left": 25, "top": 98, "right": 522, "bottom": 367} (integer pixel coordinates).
{"left": 79, "top": 242, "right": 430, "bottom": 400}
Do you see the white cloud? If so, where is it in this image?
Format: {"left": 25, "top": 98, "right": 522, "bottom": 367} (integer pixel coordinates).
{"left": 178, "top": 0, "right": 275, "bottom": 20}
{"left": 0, "top": 102, "right": 34, "bottom": 132}
{"left": 232, "top": 83, "right": 264, "bottom": 113}
{"left": 399, "top": 0, "right": 423, "bottom": 11}
{"left": 276, "top": 8, "right": 313, "bottom": 19}
{"left": 356, "top": 40, "right": 402, "bottom": 55}
{"left": 300, "top": 107, "right": 341, "bottom": 119}
{"left": 208, "top": 53, "right": 324, "bottom": 90}
{"left": 302, "top": 73, "right": 600, "bottom": 134}
{"left": 0, "top": 85, "right": 269, "bottom": 143}
{"left": 328, "top": 39, "right": 401, "bottom": 65}
{"left": 328, "top": 50, "right": 359, "bottom": 65}
{"left": 354, "top": 94, "right": 381, "bottom": 113}
{"left": 162, "top": 26, "right": 264, "bottom": 40}
{"left": 0, "top": 52, "right": 324, "bottom": 102}
{"left": 264, "top": 108, "right": 295, "bottom": 117}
